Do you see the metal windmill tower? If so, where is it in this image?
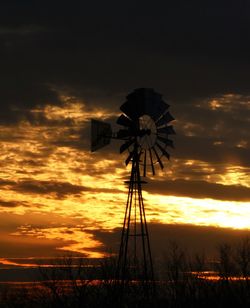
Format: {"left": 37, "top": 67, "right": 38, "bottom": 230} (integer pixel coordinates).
{"left": 91, "top": 88, "right": 175, "bottom": 283}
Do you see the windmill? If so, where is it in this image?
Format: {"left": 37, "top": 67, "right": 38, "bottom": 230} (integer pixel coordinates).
{"left": 91, "top": 88, "right": 175, "bottom": 283}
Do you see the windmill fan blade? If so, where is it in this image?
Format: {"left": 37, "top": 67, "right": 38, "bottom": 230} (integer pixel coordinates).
{"left": 120, "top": 138, "right": 135, "bottom": 153}
{"left": 117, "top": 114, "right": 133, "bottom": 127}
{"left": 156, "top": 142, "right": 170, "bottom": 160}
{"left": 145, "top": 98, "right": 169, "bottom": 121}
{"left": 149, "top": 100, "right": 169, "bottom": 121}
{"left": 141, "top": 88, "right": 169, "bottom": 120}
{"left": 120, "top": 88, "right": 172, "bottom": 123}
{"left": 120, "top": 97, "right": 144, "bottom": 120}
{"left": 156, "top": 112, "right": 175, "bottom": 127}
{"left": 120, "top": 101, "right": 135, "bottom": 119}
{"left": 157, "top": 125, "right": 176, "bottom": 135}
{"left": 149, "top": 148, "right": 155, "bottom": 175}
{"left": 125, "top": 151, "right": 134, "bottom": 166}
{"left": 152, "top": 147, "right": 164, "bottom": 169}
{"left": 157, "top": 136, "right": 174, "bottom": 148}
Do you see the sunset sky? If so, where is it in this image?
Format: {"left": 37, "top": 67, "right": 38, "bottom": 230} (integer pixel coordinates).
{"left": 0, "top": 1, "right": 250, "bottom": 271}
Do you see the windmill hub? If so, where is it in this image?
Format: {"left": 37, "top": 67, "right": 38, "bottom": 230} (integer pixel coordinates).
{"left": 138, "top": 114, "right": 157, "bottom": 149}
{"left": 140, "top": 128, "right": 151, "bottom": 136}
{"left": 137, "top": 128, "right": 150, "bottom": 136}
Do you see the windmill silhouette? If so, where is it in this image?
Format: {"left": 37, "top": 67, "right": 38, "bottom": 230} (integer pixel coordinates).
{"left": 91, "top": 88, "right": 175, "bottom": 283}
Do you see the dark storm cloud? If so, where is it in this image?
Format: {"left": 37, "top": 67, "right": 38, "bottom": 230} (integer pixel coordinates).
{"left": 0, "top": 75, "right": 61, "bottom": 124}
{"left": 13, "top": 180, "right": 86, "bottom": 197}
{"left": 0, "top": 0, "right": 250, "bottom": 124}
{"left": 0, "top": 1, "right": 249, "bottom": 206}
{"left": 175, "top": 133, "right": 250, "bottom": 167}
{"left": 91, "top": 223, "right": 250, "bottom": 259}
{"left": 145, "top": 179, "right": 250, "bottom": 202}
{"left": 149, "top": 223, "right": 250, "bottom": 259}
{"left": 174, "top": 95, "right": 250, "bottom": 139}
{"left": 5, "top": 179, "right": 121, "bottom": 198}
{"left": 0, "top": 199, "right": 23, "bottom": 208}
{"left": 0, "top": 178, "right": 111, "bottom": 198}
{"left": 0, "top": 233, "right": 75, "bottom": 259}
{"left": 171, "top": 94, "right": 250, "bottom": 167}
{"left": 0, "top": 179, "right": 15, "bottom": 187}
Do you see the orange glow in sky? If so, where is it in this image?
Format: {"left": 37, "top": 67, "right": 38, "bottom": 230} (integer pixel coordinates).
{"left": 0, "top": 94, "right": 250, "bottom": 261}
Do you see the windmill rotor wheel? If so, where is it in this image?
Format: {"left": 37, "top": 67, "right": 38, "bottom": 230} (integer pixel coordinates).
{"left": 117, "top": 88, "right": 175, "bottom": 176}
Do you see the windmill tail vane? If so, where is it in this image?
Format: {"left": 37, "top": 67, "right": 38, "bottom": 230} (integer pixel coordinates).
{"left": 90, "top": 88, "right": 175, "bottom": 283}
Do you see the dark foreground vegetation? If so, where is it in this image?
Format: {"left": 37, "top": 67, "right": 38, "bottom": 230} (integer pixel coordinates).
{"left": 1, "top": 238, "right": 250, "bottom": 308}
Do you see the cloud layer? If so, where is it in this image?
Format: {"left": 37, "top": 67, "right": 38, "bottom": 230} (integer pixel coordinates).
{"left": 0, "top": 2, "right": 249, "bottom": 261}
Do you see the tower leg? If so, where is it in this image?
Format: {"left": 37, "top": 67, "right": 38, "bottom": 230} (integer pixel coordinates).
{"left": 116, "top": 154, "right": 154, "bottom": 284}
